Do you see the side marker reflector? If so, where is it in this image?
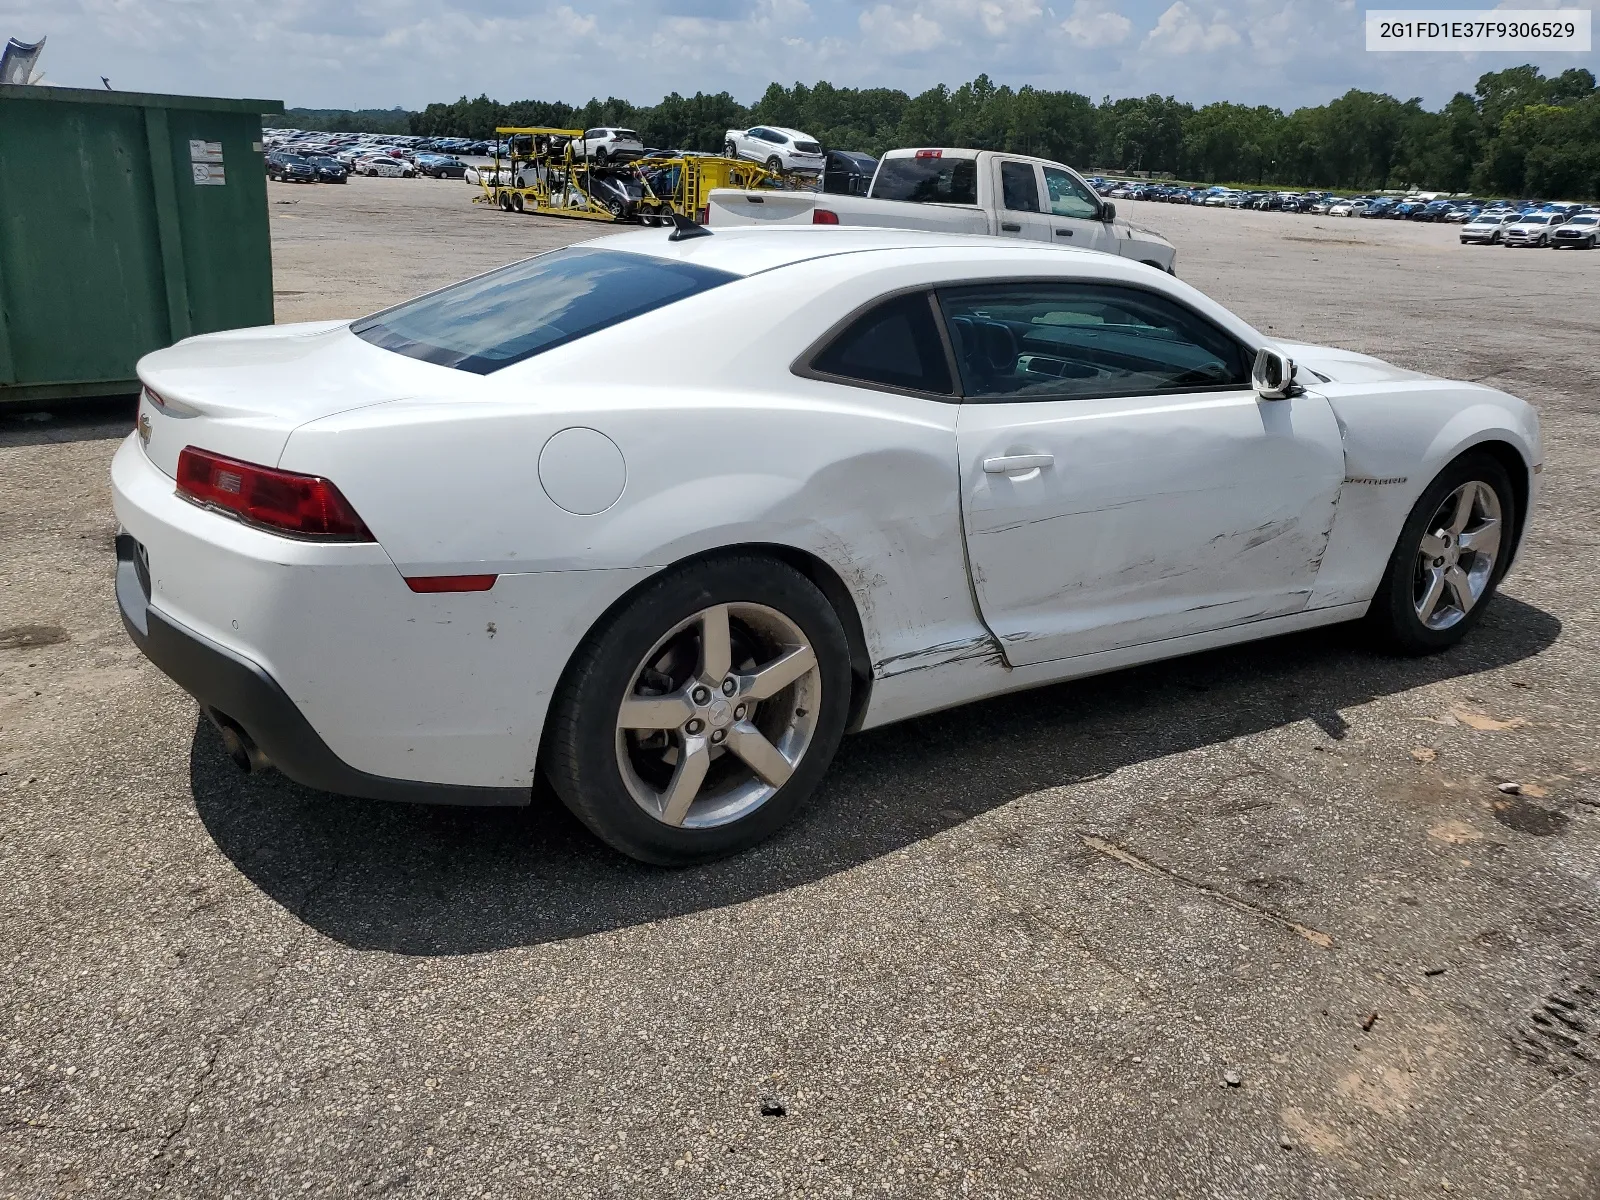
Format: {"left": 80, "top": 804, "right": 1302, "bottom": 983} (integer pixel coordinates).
{"left": 405, "top": 575, "right": 498, "bottom": 593}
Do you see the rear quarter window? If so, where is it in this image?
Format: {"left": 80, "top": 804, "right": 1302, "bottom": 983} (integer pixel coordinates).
{"left": 351, "top": 247, "right": 738, "bottom": 374}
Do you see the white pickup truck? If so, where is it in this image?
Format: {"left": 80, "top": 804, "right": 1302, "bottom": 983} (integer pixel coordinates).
{"left": 706, "top": 147, "right": 1178, "bottom": 273}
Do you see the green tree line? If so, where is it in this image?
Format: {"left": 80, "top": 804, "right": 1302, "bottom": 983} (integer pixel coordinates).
{"left": 397, "top": 64, "right": 1597, "bottom": 198}
{"left": 266, "top": 107, "right": 412, "bottom": 134}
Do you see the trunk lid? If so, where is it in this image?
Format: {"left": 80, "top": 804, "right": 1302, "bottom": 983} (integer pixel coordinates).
{"left": 135, "top": 320, "right": 421, "bottom": 479}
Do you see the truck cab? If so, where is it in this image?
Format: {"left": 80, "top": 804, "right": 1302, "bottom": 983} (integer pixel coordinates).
{"left": 706, "top": 147, "right": 1177, "bottom": 273}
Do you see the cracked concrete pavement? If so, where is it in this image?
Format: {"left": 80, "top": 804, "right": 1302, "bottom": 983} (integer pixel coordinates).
{"left": 2, "top": 180, "right": 1598, "bottom": 1197}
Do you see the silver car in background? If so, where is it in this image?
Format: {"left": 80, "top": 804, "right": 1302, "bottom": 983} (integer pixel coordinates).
{"left": 1460, "top": 212, "right": 1519, "bottom": 245}
{"left": 1502, "top": 213, "right": 1564, "bottom": 247}
{"left": 1551, "top": 213, "right": 1599, "bottom": 249}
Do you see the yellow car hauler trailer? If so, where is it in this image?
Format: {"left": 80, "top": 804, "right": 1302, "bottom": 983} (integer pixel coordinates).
{"left": 475, "top": 127, "right": 786, "bottom": 224}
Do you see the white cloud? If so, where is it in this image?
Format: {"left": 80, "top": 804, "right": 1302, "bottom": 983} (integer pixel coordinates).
{"left": 950, "top": 0, "right": 1044, "bottom": 38}
{"left": 1059, "top": 0, "right": 1131, "bottom": 48}
{"left": 13, "top": 0, "right": 1589, "bottom": 116}
{"left": 1144, "top": 0, "right": 1241, "bottom": 54}
{"left": 858, "top": 4, "right": 946, "bottom": 52}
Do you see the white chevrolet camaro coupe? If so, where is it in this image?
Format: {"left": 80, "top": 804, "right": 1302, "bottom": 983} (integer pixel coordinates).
{"left": 114, "top": 226, "right": 1542, "bottom": 864}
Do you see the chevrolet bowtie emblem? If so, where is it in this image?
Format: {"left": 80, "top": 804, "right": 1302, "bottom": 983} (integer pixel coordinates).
{"left": 137, "top": 412, "right": 152, "bottom": 446}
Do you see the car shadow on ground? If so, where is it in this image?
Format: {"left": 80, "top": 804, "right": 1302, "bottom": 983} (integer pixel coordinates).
{"left": 0, "top": 395, "right": 138, "bottom": 448}
{"left": 190, "top": 595, "right": 1561, "bottom": 955}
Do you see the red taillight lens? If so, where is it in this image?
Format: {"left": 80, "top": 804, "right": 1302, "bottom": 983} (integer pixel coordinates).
{"left": 176, "top": 446, "right": 374, "bottom": 541}
{"left": 812, "top": 209, "right": 840, "bottom": 225}
{"left": 914, "top": 149, "right": 943, "bottom": 159}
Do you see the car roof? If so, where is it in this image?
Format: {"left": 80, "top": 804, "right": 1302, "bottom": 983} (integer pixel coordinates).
{"left": 762, "top": 126, "right": 812, "bottom": 139}
{"left": 584, "top": 225, "right": 1114, "bottom": 277}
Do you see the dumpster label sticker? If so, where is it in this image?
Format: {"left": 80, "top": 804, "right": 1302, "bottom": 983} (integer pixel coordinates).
{"left": 192, "top": 162, "right": 226, "bottom": 186}
{"left": 189, "top": 140, "right": 224, "bottom": 164}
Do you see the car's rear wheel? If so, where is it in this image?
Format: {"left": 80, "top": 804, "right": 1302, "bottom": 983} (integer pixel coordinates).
{"left": 1367, "top": 452, "right": 1516, "bottom": 654}
{"left": 767, "top": 156, "right": 783, "bottom": 173}
{"left": 544, "top": 556, "right": 852, "bottom": 865}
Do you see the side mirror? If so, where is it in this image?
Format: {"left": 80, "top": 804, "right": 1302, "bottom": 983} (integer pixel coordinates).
{"left": 1099, "top": 201, "right": 1116, "bottom": 223}
{"left": 1252, "top": 347, "right": 1299, "bottom": 400}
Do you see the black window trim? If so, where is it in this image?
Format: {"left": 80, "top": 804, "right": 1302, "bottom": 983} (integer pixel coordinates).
{"left": 934, "top": 276, "right": 1259, "bottom": 405}
{"left": 794, "top": 276, "right": 1260, "bottom": 406}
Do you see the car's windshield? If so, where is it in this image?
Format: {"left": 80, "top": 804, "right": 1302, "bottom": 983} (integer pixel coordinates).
{"left": 1521, "top": 215, "right": 1551, "bottom": 224}
{"left": 1568, "top": 216, "right": 1598, "bottom": 226}
{"left": 351, "top": 247, "right": 738, "bottom": 374}
{"left": 872, "top": 155, "right": 979, "bottom": 205}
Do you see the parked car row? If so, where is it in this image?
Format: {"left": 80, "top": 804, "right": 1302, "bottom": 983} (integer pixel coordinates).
{"left": 1091, "top": 178, "right": 1600, "bottom": 248}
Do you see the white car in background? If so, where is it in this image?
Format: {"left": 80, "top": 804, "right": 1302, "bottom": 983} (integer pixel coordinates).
{"left": 723, "top": 126, "right": 826, "bottom": 174}
{"left": 570, "top": 128, "right": 644, "bottom": 164}
{"left": 113, "top": 226, "right": 1540, "bottom": 865}
{"left": 356, "top": 155, "right": 415, "bottom": 178}
{"left": 1502, "top": 212, "right": 1563, "bottom": 247}
{"left": 1551, "top": 212, "right": 1600, "bottom": 249}
{"left": 1328, "top": 199, "right": 1368, "bottom": 217}
{"left": 1460, "top": 211, "right": 1519, "bottom": 245}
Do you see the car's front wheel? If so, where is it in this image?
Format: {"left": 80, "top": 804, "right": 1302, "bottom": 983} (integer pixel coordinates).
{"left": 544, "top": 556, "right": 853, "bottom": 865}
{"left": 1368, "top": 451, "right": 1516, "bottom": 654}
{"left": 724, "top": 140, "right": 738, "bottom": 158}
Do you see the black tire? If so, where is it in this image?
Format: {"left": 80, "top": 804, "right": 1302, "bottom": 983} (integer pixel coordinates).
{"left": 1366, "top": 450, "right": 1517, "bottom": 655}
{"left": 594, "top": 148, "right": 608, "bottom": 165}
{"left": 766, "top": 155, "right": 783, "bottom": 173}
{"left": 544, "top": 556, "right": 853, "bottom": 865}
{"left": 724, "top": 140, "right": 738, "bottom": 158}
{"left": 499, "top": 189, "right": 512, "bottom": 211}
{"left": 512, "top": 192, "right": 524, "bottom": 212}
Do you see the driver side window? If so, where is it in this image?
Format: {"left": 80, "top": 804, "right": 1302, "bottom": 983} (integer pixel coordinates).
{"left": 1041, "top": 167, "right": 1100, "bottom": 220}
{"left": 936, "top": 283, "right": 1252, "bottom": 402}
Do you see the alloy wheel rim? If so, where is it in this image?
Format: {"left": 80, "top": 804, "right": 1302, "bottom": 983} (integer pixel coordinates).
{"left": 1413, "top": 480, "right": 1502, "bottom": 630}
{"left": 615, "top": 603, "right": 821, "bottom": 829}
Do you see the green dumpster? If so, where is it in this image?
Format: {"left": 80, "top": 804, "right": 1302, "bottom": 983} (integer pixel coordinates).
{"left": 0, "top": 84, "right": 283, "bottom": 406}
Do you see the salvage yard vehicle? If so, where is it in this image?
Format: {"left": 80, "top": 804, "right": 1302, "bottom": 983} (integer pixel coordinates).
{"left": 267, "top": 153, "right": 318, "bottom": 184}
{"left": 706, "top": 147, "right": 1178, "bottom": 273}
{"left": 823, "top": 150, "right": 878, "bottom": 196}
{"left": 723, "top": 126, "right": 826, "bottom": 175}
{"left": 1503, "top": 212, "right": 1564, "bottom": 247}
{"left": 1461, "top": 211, "right": 1519, "bottom": 244}
{"left": 1551, "top": 213, "right": 1598, "bottom": 249}
{"left": 309, "top": 155, "right": 348, "bottom": 184}
{"left": 113, "top": 226, "right": 1541, "bottom": 865}
{"left": 357, "top": 155, "right": 415, "bottom": 178}
{"left": 571, "top": 128, "right": 645, "bottom": 164}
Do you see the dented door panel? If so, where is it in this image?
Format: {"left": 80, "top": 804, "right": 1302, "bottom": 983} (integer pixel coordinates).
{"left": 957, "top": 389, "right": 1346, "bottom": 666}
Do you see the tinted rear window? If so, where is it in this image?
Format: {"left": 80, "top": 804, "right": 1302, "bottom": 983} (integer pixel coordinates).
{"left": 810, "top": 293, "right": 952, "bottom": 396}
{"left": 351, "top": 247, "right": 737, "bottom": 374}
{"left": 872, "top": 156, "right": 978, "bottom": 206}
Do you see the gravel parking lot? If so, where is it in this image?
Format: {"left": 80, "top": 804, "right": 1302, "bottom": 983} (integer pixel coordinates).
{"left": 3, "top": 177, "right": 1598, "bottom": 1198}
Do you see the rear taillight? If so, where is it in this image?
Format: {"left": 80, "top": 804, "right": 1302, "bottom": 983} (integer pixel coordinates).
{"left": 176, "top": 446, "right": 374, "bottom": 542}
{"left": 812, "top": 209, "right": 840, "bottom": 225}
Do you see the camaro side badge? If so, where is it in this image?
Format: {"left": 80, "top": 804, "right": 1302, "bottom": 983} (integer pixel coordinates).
{"left": 1344, "top": 475, "right": 1407, "bottom": 485}
{"left": 137, "top": 412, "right": 152, "bottom": 447}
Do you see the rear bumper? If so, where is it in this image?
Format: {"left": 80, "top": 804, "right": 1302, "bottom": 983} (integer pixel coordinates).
{"left": 116, "top": 534, "right": 528, "bottom": 807}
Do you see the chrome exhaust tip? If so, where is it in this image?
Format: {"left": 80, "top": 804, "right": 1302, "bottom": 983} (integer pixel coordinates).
{"left": 206, "top": 709, "right": 271, "bottom": 774}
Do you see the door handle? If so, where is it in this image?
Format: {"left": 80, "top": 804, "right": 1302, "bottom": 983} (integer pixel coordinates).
{"left": 1000, "top": 222, "right": 1021, "bottom": 232}
{"left": 983, "top": 453, "right": 1054, "bottom": 474}
{"left": 1054, "top": 228, "right": 1073, "bottom": 236}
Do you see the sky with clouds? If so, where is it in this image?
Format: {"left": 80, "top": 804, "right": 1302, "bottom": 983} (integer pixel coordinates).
{"left": 6, "top": 0, "right": 1591, "bottom": 113}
